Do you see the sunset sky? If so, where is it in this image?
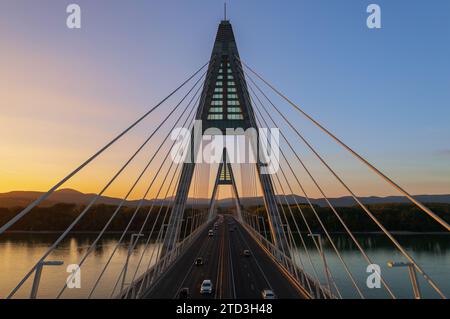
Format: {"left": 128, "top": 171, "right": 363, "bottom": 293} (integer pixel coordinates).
{"left": 0, "top": 0, "right": 449, "bottom": 200}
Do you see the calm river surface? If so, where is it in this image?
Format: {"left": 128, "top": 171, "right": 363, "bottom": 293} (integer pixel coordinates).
{"left": 0, "top": 233, "right": 449, "bottom": 299}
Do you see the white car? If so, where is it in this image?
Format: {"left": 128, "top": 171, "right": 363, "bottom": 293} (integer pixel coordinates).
{"left": 261, "top": 289, "right": 276, "bottom": 299}
{"left": 200, "top": 279, "right": 213, "bottom": 294}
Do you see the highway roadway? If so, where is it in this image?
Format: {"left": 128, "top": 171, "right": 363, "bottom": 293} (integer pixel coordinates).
{"left": 145, "top": 214, "right": 305, "bottom": 299}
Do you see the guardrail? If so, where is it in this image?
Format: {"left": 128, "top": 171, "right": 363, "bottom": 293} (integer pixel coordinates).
{"left": 116, "top": 221, "right": 211, "bottom": 299}
{"left": 117, "top": 217, "right": 334, "bottom": 299}
{"left": 239, "top": 220, "right": 336, "bottom": 299}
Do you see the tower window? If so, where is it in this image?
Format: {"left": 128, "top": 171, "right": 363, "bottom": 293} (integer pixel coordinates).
{"left": 227, "top": 114, "right": 244, "bottom": 120}
{"left": 208, "top": 114, "right": 223, "bottom": 120}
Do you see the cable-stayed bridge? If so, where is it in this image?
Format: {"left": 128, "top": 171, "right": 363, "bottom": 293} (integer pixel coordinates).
{"left": 1, "top": 19, "right": 449, "bottom": 300}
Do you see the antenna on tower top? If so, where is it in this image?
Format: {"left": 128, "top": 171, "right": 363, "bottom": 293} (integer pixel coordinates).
{"left": 224, "top": 2, "right": 227, "bottom": 21}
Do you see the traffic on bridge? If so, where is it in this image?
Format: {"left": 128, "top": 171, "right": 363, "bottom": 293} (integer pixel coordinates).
{"left": 146, "top": 215, "right": 305, "bottom": 299}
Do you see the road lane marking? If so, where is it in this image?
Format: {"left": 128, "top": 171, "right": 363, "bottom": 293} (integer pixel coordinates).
{"left": 172, "top": 223, "right": 216, "bottom": 299}
{"left": 214, "top": 221, "right": 225, "bottom": 299}
{"left": 199, "top": 224, "right": 221, "bottom": 300}
{"left": 235, "top": 223, "right": 273, "bottom": 290}
{"left": 227, "top": 217, "right": 237, "bottom": 299}
{"left": 238, "top": 220, "right": 311, "bottom": 299}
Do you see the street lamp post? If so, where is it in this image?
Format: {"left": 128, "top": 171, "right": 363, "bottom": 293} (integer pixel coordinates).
{"left": 183, "top": 216, "right": 192, "bottom": 239}
{"left": 244, "top": 212, "right": 250, "bottom": 227}
{"left": 387, "top": 261, "right": 422, "bottom": 299}
{"left": 254, "top": 215, "right": 261, "bottom": 235}
{"left": 30, "top": 260, "right": 64, "bottom": 299}
{"left": 258, "top": 216, "right": 267, "bottom": 240}
{"left": 251, "top": 214, "right": 257, "bottom": 231}
{"left": 190, "top": 213, "right": 196, "bottom": 236}
{"left": 281, "top": 223, "right": 297, "bottom": 272}
{"left": 308, "top": 233, "right": 332, "bottom": 294}
{"left": 282, "top": 223, "right": 295, "bottom": 250}
{"left": 121, "top": 233, "right": 144, "bottom": 292}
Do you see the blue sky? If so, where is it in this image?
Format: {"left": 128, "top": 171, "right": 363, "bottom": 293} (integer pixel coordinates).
{"left": 0, "top": 0, "right": 449, "bottom": 197}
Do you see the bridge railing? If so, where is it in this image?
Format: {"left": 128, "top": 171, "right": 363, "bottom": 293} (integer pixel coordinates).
{"left": 239, "top": 220, "right": 336, "bottom": 299}
{"left": 119, "top": 216, "right": 334, "bottom": 299}
{"left": 116, "top": 221, "right": 211, "bottom": 299}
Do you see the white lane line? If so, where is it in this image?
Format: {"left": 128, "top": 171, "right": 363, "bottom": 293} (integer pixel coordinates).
{"left": 172, "top": 227, "right": 213, "bottom": 299}
{"left": 214, "top": 221, "right": 225, "bottom": 299}
{"left": 227, "top": 219, "right": 237, "bottom": 299}
{"left": 236, "top": 223, "right": 273, "bottom": 290}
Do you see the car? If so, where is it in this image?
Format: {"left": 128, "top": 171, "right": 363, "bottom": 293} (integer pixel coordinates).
{"left": 243, "top": 250, "right": 251, "bottom": 257}
{"left": 195, "top": 257, "right": 204, "bottom": 266}
{"left": 200, "top": 280, "right": 213, "bottom": 294}
{"left": 178, "top": 288, "right": 190, "bottom": 299}
{"left": 261, "top": 289, "right": 276, "bottom": 299}
{"left": 208, "top": 230, "right": 214, "bottom": 237}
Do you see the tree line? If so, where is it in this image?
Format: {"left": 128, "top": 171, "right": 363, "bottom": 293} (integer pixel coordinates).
{"left": 249, "top": 203, "right": 450, "bottom": 233}
{"left": 0, "top": 203, "right": 203, "bottom": 232}
{"left": 1, "top": 202, "right": 449, "bottom": 232}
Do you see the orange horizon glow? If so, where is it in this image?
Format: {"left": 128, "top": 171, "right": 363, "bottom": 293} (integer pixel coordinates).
{"left": 1, "top": 5, "right": 449, "bottom": 200}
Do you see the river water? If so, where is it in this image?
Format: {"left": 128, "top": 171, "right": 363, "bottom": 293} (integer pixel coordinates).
{"left": 0, "top": 233, "right": 448, "bottom": 299}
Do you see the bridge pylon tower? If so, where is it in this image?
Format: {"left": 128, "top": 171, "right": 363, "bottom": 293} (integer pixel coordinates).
{"left": 161, "top": 19, "right": 291, "bottom": 259}
{"left": 207, "top": 148, "right": 243, "bottom": 222}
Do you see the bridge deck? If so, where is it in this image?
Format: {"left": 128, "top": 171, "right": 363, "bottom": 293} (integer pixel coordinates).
{"left": 144, "top": 215, "right": 306, "bottom": 299}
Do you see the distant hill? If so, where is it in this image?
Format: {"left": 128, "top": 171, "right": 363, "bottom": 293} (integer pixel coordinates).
{"left": 0, "top": 189, "right": 449, "bottom": 209}
{"left": 0, "top": 189, "right": 126, "bottom": 208}
{"left": 219, "top": 194, "right": 450, "bottom": 207}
